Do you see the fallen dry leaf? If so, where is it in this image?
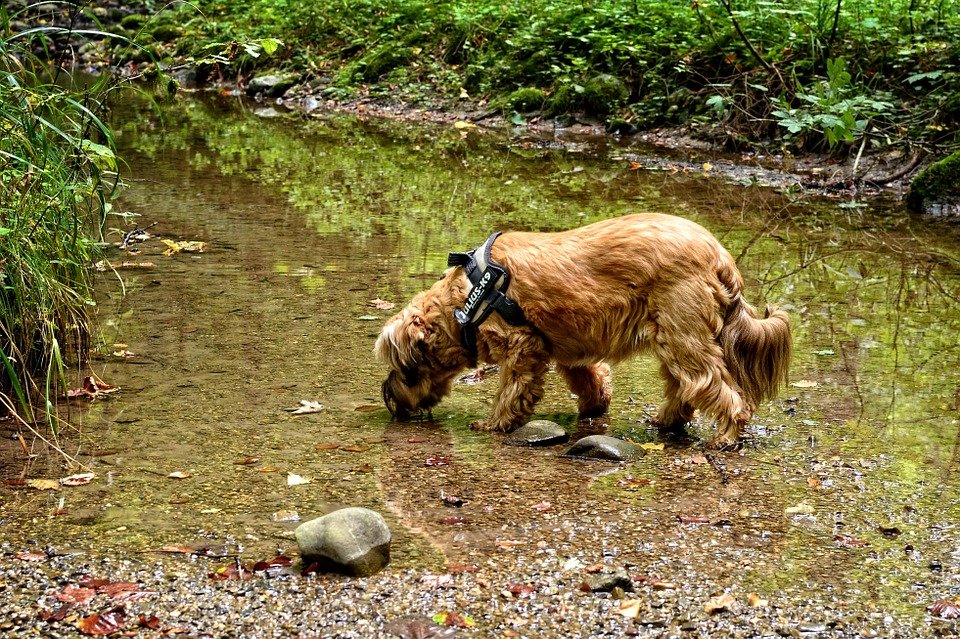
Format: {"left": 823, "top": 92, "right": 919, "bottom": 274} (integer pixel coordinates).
{"left": 285, "top": 400, "right": 324, "bottom": 415}
{"left": 77, "top": 606, "right": 126, "bottom": 636}
{"left": 532, "top": 500, "right": 552, "bottom": 512}
{"left": 424, "top": 454, "right": 451, "bottom": 467}
{"left": 704, "top": 592, "right": 737, "bottom": 614}
{"left": 161, "top": 239, "right": 207, "bottom": 255}
{"left": 419, "top": 574, "right": 455, "bottom": 589}
{"left": 640, "top": 442, "right": 664, "bottom": 451}
{"left": 368, "top": 298, "right": 395, "bottom": 310}
{"left": 233, "top": 456, "right": 260, "bottom": 465}
{"left": 56, "top": 584, "right": 96, "bottom": 605}
{"left": 315, "top": 443, "right": 340, "bottom": 451}
{"left": 26, "top": 479, "right": 60, "bottom": 491}
{"left": 928, "top": 598, "right": 960, "bottom": 619}
{"left": 747, "top": 592, "right": 769, "bottom": 607}
{"left": 433, "top": 611, "right": 475, "bottom": 628}
{"left": 341, "top": 444, "right": 371, "bottom": 453}
{"left": 16, "top": 551, "right": 47, "bottom": 561}
{"left": 790, "top": 379, "right": 819, "bottom": 388}
{"left": 167, "top": 471, "right": 190, "bottom": 479}
{"left": 60, "top": 473, "right": 95, "bottom": 487}
{"left": 618, "top": 599, "right": 642, "bottom": 619}
{"left": 286, "top": 473, "right": 311, "bottom": 486}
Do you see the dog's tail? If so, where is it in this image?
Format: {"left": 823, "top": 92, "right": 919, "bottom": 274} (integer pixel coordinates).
{"left": 718, "top": 265, "right": 792, "bottom": 409}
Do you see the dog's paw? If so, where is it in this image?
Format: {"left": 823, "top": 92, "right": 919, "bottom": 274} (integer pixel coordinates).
{"left": 705, "top": 436, "right": 742, "bottom": 451}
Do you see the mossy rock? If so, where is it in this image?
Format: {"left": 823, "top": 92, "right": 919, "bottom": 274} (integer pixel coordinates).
{"left": 150, "top": 24, "right": 181, "bottom": 43}
{"left": 581, "top": 74, "right": 628, "bottom": 116}
{"left": 357, "top": 45, "right": 414, "bottom": 82}
{"left": 505, "top": 88, "right": 546, "bottom": 113}
{"left": 120, "top": 14, "right": 149, "bottom": 30}
{"left": 545, "top": 83, "right": 581, "bottom": 116}
{"left": 907, "top": 150, "right": 960, "bottom": 214}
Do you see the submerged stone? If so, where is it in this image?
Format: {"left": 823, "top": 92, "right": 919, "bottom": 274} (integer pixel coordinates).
{"left": 583, "top": 568, "right": 633, "bottom": 593}
{"left": 564, "top": 435, "right": 645, "bottom": 461}
{"left": 504, "top": 419, "right": 569, "bottom": 447}
{"left": 295, "top": 507, "right": 391, "bottom": 576}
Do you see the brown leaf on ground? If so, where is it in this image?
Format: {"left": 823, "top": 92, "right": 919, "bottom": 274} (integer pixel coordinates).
{"left": 704, "top": 592, "right": 737, "bottom": 614}
{"left": 341, "top": 444, "right": 371, "bottom": 453}
{"left": 233, "top": 456, "right": 260, "bottom": 465}
{"left": 137, "top": 614, "right": 161, "bottom": 630}
{"left": 419, "top": 574, "right": 455, "bottom": 589}
{"left": 56, "top": 585, "right": 96, "bottom": 605}
{"left": 314, "top": 443, "right": 340, "bottom": 451}
{"left": 506, "top": 583, "right": 536, "bottom": 597}
{"left": 425, "top": 454, "right": 451, "bottom": 467}
{"left": 446, "top": 563, "right": 478, "bottom": 574}
{"left": 928, "top": 598, "right": 960, "bottom": 619}
{"left": 77, "top": 607, "right": 126, "bottom": 636}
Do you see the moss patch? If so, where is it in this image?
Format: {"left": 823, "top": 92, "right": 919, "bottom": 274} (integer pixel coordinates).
{"left": 907, "top": 150, "right": 960, "bottom": 212}
{"left": 505, "top": 87, "right": 546, "bottom": 113}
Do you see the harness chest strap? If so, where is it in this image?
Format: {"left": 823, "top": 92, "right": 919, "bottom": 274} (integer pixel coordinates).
{"left": 447, "top": 231, "right": 526, "bottom": 361}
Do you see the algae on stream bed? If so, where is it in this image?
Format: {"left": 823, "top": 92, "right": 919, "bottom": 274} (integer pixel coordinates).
{"left": 0, "top": 95, "right": 958, "bottom": 637}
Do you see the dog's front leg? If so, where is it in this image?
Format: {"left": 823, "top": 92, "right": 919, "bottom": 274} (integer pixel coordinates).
{"left": 471, "top": 336, "right": 550, "bottom": 433}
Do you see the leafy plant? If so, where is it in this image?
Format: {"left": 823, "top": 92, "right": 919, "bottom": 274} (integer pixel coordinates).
{"left": 771, "top": 58, "right": 894, "bottom": 148}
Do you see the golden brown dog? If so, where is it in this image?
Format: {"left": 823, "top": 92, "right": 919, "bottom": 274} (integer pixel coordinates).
{"left": 374, "top": 214, "right": 791, "bottom": 448}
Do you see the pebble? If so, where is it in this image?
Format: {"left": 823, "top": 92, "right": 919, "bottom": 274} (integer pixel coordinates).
{"left": 503, "top": 419, "right": 569, "bottom": 447}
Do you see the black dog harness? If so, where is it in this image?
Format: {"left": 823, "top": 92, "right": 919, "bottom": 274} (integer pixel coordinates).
{"left": 447, "top": 232, "right": 526, "bottom": 362}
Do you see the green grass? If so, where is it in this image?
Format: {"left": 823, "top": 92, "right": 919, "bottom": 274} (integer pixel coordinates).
{"left": 0, "top": 3, "right": 124, "bottom": 429}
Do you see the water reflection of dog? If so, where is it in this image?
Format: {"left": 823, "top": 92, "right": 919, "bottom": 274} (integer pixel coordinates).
{"left": 375, "top": 214, "right": 791, "bottom": 449}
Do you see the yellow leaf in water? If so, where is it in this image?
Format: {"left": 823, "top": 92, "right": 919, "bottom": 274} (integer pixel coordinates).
{"left": 640, "top": 442, "right": 665, "bottom": 451}
{"left": 161, "top": 239, "right": 207, "bottom": 256}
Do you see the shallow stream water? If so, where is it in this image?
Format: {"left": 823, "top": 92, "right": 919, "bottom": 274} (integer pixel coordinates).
{"left": 2, "top": 94, "right": 960, "bottom": 633}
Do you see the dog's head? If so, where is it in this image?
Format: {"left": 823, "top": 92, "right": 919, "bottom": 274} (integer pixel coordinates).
{"left": 374, "top": 299, "right": 461, "bottom": 420}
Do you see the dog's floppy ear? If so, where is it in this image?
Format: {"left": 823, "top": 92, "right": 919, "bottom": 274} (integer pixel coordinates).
{"left": 374, "top": 307, "right": 430, "bottom": 384}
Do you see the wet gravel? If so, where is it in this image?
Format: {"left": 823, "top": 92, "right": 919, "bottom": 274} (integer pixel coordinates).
{"left": 1, "top": 541, "right": 956, "bottom": 638}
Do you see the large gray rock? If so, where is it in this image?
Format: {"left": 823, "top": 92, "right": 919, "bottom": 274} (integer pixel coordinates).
{"left": 564, "top": 435, "right": 646, "bottom": 462}
{"left": 295, "top": 507, "right": 391, "bottom": 576}
{"left": 246, "top": 73, "right": 299, "bottom": 98}
{"left": 504, "top": 419, "right": 569, "bottom": 447}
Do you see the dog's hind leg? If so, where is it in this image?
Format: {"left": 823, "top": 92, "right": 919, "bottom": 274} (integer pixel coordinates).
{"left": 557, "top": 363, "right": 612, "bottom": 418}
{"left": 654, "top": 363, "right": 695, "bottom": 430}
{"left": 652, "top": 285, "right": 753, "bottom": 448}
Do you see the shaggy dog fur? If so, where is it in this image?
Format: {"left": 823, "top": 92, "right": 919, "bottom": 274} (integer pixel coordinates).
{"left": 374, "top": 213, "right": 792, "bottom": 448}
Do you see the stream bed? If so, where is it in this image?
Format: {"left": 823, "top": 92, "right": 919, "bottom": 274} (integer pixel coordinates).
{"left": 1, "top": 94, "right": 959, "bottom": 638}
